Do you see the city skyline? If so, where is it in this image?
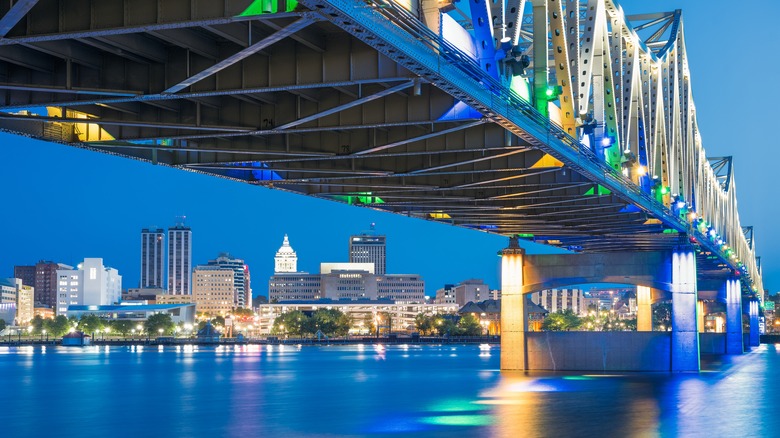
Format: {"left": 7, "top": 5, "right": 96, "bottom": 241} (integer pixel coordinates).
{"left": 2, "top": 0, "right": 777, "bottom": 294}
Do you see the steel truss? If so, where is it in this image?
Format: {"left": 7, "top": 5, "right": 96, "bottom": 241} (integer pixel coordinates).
{"left": 0, "top": 0, "right": 762, "bottom": 296}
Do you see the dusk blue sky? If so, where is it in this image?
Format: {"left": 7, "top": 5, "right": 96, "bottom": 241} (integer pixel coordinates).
{"left": 2, "top": 0, "right": 778, "bottom": 296}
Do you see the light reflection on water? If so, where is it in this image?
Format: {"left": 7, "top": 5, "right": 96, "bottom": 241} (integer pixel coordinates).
{"left": 0, "top": 344, "right": 777, "bottom": 437}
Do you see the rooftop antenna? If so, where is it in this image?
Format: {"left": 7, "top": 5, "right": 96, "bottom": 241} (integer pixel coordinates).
{"left": 175, "top": 215, "right": 187, "bottom": 227}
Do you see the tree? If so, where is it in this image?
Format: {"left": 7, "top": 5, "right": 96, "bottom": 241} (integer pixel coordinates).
{"left": 254, "top": 295, "right": 269, "bottom": 305}
{"left": 457, "top": 313, "right": 483, "bottom": 336}
{"left": 414, "top": 313, "right": 435, "bottom": 335}
{"left": 434, "top": 316, "right": 458, "bottom": 336}
{"left": 144, "top": 313, "right": 175, "bottom": 336}
{"left": 109, "top": 320, "right": 135, "bottom": 337}
{"left": 45, "top": 315, "right": 71, "bottom": 337}
{"left": 30, "top": 315, "right": 45, "bottom": 334}
{"left": 542, "top": 310, "right": 581, "bottom": 331}
{"left": 271, "top": 310, "right": 309, "bottom": 337}
{"left": 653, "top": 302, "right": 672, "bottom": 330}
{"left": 213, "top": 315, "right": 226, "bottom": 328}
{"left": 311, "top": 309, "right": 351, "bottom": 337}
{"left": 78, "top": 314, "right": 105, "bottom": 336}
{"left": 232, "top": 307, "right": 255, "bottom": 318}
{"left": 0, "top": 319, "right": 5, "bottom": 332}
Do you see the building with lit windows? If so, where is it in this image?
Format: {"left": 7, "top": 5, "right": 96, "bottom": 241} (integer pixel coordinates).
{"left": 55, "top": 258, "right": 122, "bottom": 315}
{"left": 192, "top": 266, "right": 234, "bottom": 315}
{"left": 256, "top": 300, "right": 459, "bottom": 334}
{"left": 349, "top": 226, "right": 386, "bottom": 275}
{"left": 269, "top": 274, "right": 321, "bottom": 301}
{"left": 168, "top": 222, "right": 192, "bottom": 295}
{"left": 140, "top": 228, "right": 165, "bottom": 289}
{"left": 207, "top": 253, "right": 251, "bottom": 308}
{"left": 435, "top": 279, "right": 489, "bottom": 306}
{"left": 377, "top": 275, "right": 425, "bottom": 302}
{"left": 14, "top": 261, "right": 70, "bottom": 308}
{"left": 530, "top": 288, "right": 586, "bottom": 315}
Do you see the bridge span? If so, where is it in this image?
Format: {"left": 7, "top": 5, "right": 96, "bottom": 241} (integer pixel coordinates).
{"left": 0, "top": 0, "right": 764, "bottom": 370}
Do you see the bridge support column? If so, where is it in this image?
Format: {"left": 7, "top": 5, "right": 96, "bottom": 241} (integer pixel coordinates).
{"left": 725, "top": 278, "right": 743, "bottom": 354}
{"left": 749, "top": 299, "right": 760, "bottom": 347}
{"left": 500, "top": 238, "right": 526, "bottom": 371}
{"left": 636, "top": 286, "right": 652, "bottom": 331}
{"left": 671, "top": 247, "right": 699, "bottom": 372}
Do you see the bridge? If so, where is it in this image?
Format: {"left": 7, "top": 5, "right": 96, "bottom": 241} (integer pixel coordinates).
{"left": 0, "top": 0, "right": 763, "bottom": 371}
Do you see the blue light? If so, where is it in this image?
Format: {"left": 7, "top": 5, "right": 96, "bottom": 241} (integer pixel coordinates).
{"left": 601, "top": 137, "right": 612, "bottom": 146}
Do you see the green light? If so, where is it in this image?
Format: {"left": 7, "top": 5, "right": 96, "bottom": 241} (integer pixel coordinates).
{"left": 420, "top": 415, "right": 494, "bottom": 427}
{"left": 517, "top": 233, "right": 535, "bottom": 239}
{"left": 659, "top": 186, "right": 670, "bottom": 195}
{"left": 428, "top": 399, "right": 478, "bottom": 412}
{"left": 543, "top": 85, "right": 562, "bottom": 100}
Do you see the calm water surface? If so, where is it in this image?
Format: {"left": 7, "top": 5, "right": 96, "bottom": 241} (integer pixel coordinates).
{"left": 1, "top": 343, "right": 777, "bottom": 437}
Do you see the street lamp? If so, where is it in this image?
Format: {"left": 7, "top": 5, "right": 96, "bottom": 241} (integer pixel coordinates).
{"left": 42, "top": 329, "right": 47, "bottom": 342}
{"left": 158, "top": 328, "right": 164, "bottom": 338}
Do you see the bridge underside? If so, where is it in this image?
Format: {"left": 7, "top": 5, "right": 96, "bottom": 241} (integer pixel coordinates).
{"left": 0, "top": 1, "right": 738, "bottom": 281}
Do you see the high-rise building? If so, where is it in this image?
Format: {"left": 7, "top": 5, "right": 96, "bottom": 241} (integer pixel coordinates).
{"left": 14, "top": 261, "right": 70, "bottom": 308}
{"left": 207, "top": 253, "right": 251, "bottom": 308}
{"left": 274, "top": 234, "right": 298, "bottom": 273}
{"left": 140, "top": 228, "right": 165, "bottom": 289}
{"left": 55, "top": 258, "right": 121, "bottom": 315}
{"left": 0, "top": 279, "right": 17, "bottom": 324}
{"left": 192, "top": 265, "right": 234, "bottom": 315}
{"left": 168, "top": 221, "right": 192, "bottom": 295}
{"left": 349, "top": 226, "right": 386, "bottom": 275}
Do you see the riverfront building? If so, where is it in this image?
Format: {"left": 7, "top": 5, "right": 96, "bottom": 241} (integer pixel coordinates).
{"left": 192, "top": 265, "right": 235, "bottom": 315}
{"left": 206, "top": 253, "right": 251, "bottom": 308}
{"left": 140, "top": 228, "right": 165, "bottom": 289}
{"left": 530, "top": 288, "right": 587, "bottom": 315}
{"left": 55, "top": 258, "right": 122, "bottom": 315}
{"left": 256, "top": 300, "right": 459, "bottom": 334}
{"left": 435, "top": 279, "right": 490, "bottom": 306}
{"left": 168, "top": 222, "right": 192, "bottom": 295}
{"left": 0, "top": 278, "right": 33, "bottom": 324}
{"left": 14, "top": 261, "right": 70, "bottom": 308}
{"left": 269, "top": 234, "right": 425, "bottom": 303}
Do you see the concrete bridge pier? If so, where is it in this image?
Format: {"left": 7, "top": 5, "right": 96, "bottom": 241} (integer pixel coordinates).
{"left": 499, "top": 238, "right": 526, "bottom": 371}
{"left": 724, "top": 278, "right": 744, "bottom": 354}
{"left": 748, "top": 299, "right": 760, "bottom": 347}
{"left": 671, "top": 246, "right": 700, "bottom": 372}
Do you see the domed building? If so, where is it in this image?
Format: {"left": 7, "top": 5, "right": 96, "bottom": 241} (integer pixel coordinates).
{"left": 274, "top": 235, "right": 298, "bottom": 273}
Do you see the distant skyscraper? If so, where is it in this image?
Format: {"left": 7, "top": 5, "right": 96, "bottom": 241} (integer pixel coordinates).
{"left": 274, "top": 235, "right": 298, "bottom": 273}
{"left": 207, "top": 253, "right": 251, "bottom": 309}
{"left": 349, "top": 225, "right": 386, "bottom": 275}
{"left": 14, "top": 261, "right": 70, "bottom": 308}
{"left": 168, "top": 221, "right": 192, "bottom": 295}
{"left": 140, "top": 228, "right": 165, "bottom": 289}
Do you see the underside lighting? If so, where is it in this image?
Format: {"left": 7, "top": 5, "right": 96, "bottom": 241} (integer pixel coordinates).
{"left": 636, "top": 165, "right": 647, "bottom": 176}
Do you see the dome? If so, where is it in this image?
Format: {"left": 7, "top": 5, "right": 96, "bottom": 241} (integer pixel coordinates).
{"left": 276, "top": 234, "right": 296, "bottom": 254}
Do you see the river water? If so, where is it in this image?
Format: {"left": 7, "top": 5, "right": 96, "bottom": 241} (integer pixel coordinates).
{"left": 0, "top": 343, "right": 776, "bottom": 437}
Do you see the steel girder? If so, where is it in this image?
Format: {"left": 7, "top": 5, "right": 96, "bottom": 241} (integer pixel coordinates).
{"left": 0, "top": 0, "right": 762, "bottom": 296}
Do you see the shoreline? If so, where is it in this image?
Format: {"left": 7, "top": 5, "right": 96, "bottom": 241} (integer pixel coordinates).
{"left": 0, "top": 335, "right": 500, "bottom": 347}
